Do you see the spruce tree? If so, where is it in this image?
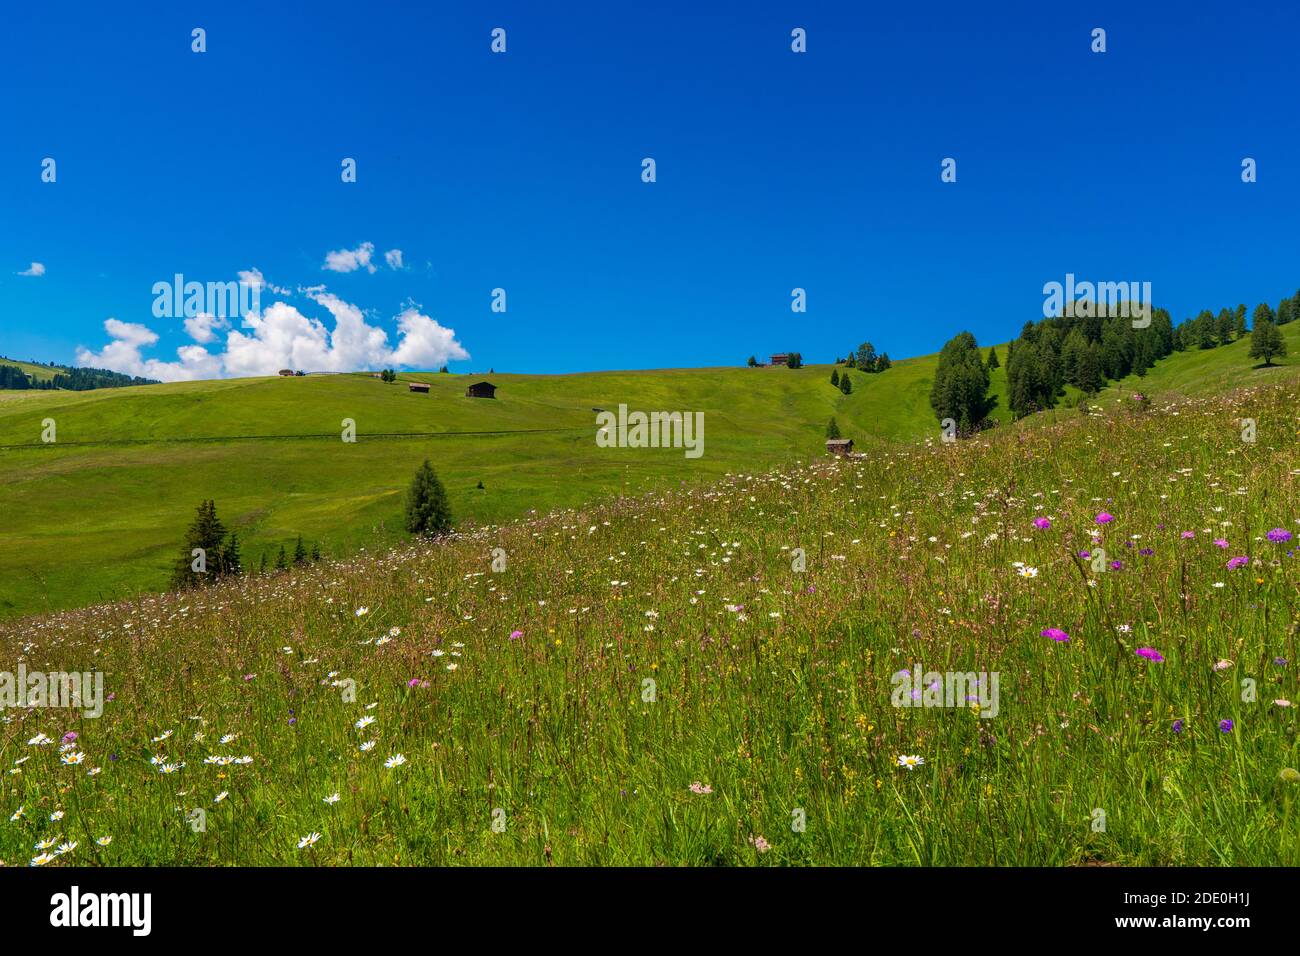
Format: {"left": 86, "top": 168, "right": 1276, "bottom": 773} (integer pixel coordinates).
{"left": 839, "top": 373, "right": 852, "bottom": 394}
{"left": 275, "top": 545, "right": 288, "bottom": 571}
{"left": 293, "top": 535, "right": 307, "bottom": 566}
{"left": 826, "top": 417, "right": 841, "bottom": 439}
{"left": 311, "top": 542, "right": 322, "bottom": 562}
{"left": 830, "top": 368, "right": 840, "bottom": 387}
{"left": 405, "top": 460, "right": 453, "bottom": 535}
{"left": 986, "top": 347, "right": 999, "bottom": 369}
{"left": 1249, "top": 318, "right": 1287, "bottom": 366}
{"left": 170, "top": 500, "right": 229, "bottom": 590}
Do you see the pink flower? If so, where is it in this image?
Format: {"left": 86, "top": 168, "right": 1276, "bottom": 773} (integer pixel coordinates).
{"left": 1214, "top": 538, "right": 1229, "bottom": 549}
{"left": 1136, "top": 647, "right": 1165, "bottom": 663}
{"left": 61, "top": 731, "right": 78, "bottom": 743}
{"left": 1227, "top": 556, "right": 1248, "bottom": 570}
{"left": 1095, "top": 512, "right": 1114, "bottom": 525}
{"left": 689, "top": 782, "right": 713, "bottom": 795}
{"left": 1033, "top": 517, "right": 1052, "bottom": 530}
{"left": 1041, "top": 627, "right": 1070, "bottom": 642}
{"left": 509, "top": 630, "right": 523, "bottom": 640}
{"left": 749, "top": 834, "right": 771, "bottom": 852}
{"left": 1180, "top": 531, "right": 1194, "bottom": 539}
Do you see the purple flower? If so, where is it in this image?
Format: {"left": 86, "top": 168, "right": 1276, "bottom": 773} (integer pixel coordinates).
{"left": 1227, "top": 556, "right": 1248, "bottom": 570}
{"left": 1078, "top": 549, "right": 1091, "bottom": 559}
{"left": 1109, "top": 560, "right": 1123, "bottom": 571}
{"left": 1041, "top": 627, "right": 1070, "bottom": 642}
{"left": 1180, "top": 530, "right": 1195, "bottom": 539}
{"left": 1033, "top": 517, "right": 1052, "bottom": 530}
{"left": 1172, "top": 719, "right": 1184, "bottom": 734}
{"left": 1139, "top": 548, "right": 1154, "bottom": 556}
{"left": 408, "top": 678, "right": 422, "bottom": 687}
{"left": 509, "top": 630, "right": 523, "bottom": 640}
{"left": 1136, "top": 647, "right": 1165, "bottom": 663}
{"left": 1275, "top": 657, "right": 1289, "bottom": 667}
{"left": 1267, "top": 528, "right": 1292, "bottom": 543}
{"left": 1218, "top": 719, "right": 1234, "bottom": 733}
{"left": 1095, "top": 512, "right": 1114, "bottom": 525}
{"left": 61, "top": 731, "right": 77, "bottom": 743}
{"left": 1214, "top": 538, "right": 1229, "bottom": 549}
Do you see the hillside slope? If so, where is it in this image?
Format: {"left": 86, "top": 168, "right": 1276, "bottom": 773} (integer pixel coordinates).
{"left": 2, "top": 376, "right": 1297, "bottom": 865}
{"left": 1, "top": 326, "right": 1295, "bottom": 618}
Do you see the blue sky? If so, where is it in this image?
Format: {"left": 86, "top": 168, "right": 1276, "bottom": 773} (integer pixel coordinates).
{"left": 1, "top": 0, "right": 1297, "bottom": 378}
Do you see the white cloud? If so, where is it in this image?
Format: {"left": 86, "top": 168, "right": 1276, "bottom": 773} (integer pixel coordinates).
{"left": 77, "top": 294, "right": 469, "bottom": 381}
{"left": 384, "top": 248, "right": 404, "bottom": 270}
{"left": 183, "top": 311, "right": 229, "bottom": 344}
{"left": 237, "top": 267, "right": 290, "bottom": 296}
{"left": 17, "top": 262, "right": 45, "bottom": 277}
{"left": 76, "top": 319, "right": 223, "bottom": 382}
{"left": 323, "top": 242, "right": 377, "bottom": 274}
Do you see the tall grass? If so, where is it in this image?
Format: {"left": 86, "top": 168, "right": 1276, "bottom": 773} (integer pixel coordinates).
{"left": 2, "top": 383, "right": 1298, "bottom": 865}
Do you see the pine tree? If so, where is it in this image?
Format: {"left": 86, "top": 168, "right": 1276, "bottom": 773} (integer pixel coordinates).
{"left": 221, "top": 532, "right": 242, "bottom": 577}
{"left": 259, "top": 551, "right": 268, "bottom": 574}
{"left": 170, "top": 500, "right": 230, "bottom": 590}
{"left": 293, "top": 535, "right": 307, "bottom": 566}
{"left": 826, "top": 417, "right": 841, "bottom": 439}
{"left": 856, "top": 342, "right": 877, "bottom": 372}
{"left": 275, "top": 545, "right": 288, "bottom": 571}
{"left": 930, "top": 332, "right": 992, "bottom": 428}
{"left": 829, "top": 368, "right": 840, "bottom": 387}
{"left": 1249, "top": 318, "right": 1287, "bottom": 367}
{"left": 405, "top": 460, "right": 453, "bottom": 535}
{"left": 876, "top": 353, "right": 891, "bottom": 371}
{"left": 986, "top": 347, "right": 999, "bottom": 369}
{"left": 839, "top": 373, "right": 852, "bottom": 394}
{"left": 311, "top": 542, "right": 322, "bottom": 562}
{"left": 747, "top": 355, "right": 757, "bottom": 367}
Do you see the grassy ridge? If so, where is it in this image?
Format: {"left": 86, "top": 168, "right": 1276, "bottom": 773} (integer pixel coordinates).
{"left": 2, "top": 377, "right": 1298, "bottom": 865}
{"left": 2, "top": 325, "right": 1296, "bottom": 618}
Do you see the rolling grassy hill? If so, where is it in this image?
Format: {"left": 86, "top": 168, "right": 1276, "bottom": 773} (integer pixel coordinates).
{"left": 1, "top": 324, "right": 1297, "bottom": 618}
{"left": 3, "top": 372, "right": 1298, "bottom": 865}
{"left": 0, "top": 356, "right": 60, "bottom": 383}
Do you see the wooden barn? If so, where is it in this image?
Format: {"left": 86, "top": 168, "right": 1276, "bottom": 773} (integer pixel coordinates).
{"left": 408, "top": 382, "right": 430, "bottom": 393}
{"left": 465, "top": 381, "right": 497, "bottom": 399}
{"left": 826, "top": 438, "right": 854, "bottom": 456}
{"left": 770, "top": 353, "right": 790, "bottom": 366}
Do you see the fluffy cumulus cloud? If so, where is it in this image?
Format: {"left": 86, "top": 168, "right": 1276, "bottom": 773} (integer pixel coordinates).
{"left": 76, "top": 292, "right": 468, "bottom": 381}
{"left": 384, "top": 248, "right": 403, "bottom": 270}
{"left": 76, "top": 319, "right": 222, "bottom": 382}
{"left": 183, "top": 312, "right": 228, "bottom": 344}
{"left": 17, "top": 262, "right": 45, "bottom": 277}
{"left": 323, "top": 242, "right": 377, "bottom": 274}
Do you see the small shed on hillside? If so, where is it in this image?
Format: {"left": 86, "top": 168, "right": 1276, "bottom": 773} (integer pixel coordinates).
{"left": 466, "top": 381, "right": 497, "bottom": 399}
{"left": 408, "top": 382, "right": 430, "bottom": 393}
{"left": 278, "top": 369, "right": 295, "bottom": 377}
{"left": 826, "top": 438, "right": 854, "bottom": 456}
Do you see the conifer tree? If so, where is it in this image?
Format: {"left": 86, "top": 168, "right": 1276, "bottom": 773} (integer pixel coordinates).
{"left": 405, "top": 460, "right": 453, "bottom": 535}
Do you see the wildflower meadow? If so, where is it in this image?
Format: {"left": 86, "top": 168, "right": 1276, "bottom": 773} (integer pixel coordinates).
{"left": 3, "top": 379, "right": 1298, "bottom": 866}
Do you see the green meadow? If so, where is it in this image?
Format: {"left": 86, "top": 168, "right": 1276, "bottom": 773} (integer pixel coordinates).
{"left": 3, "top": 324, "right": 1300, "bottom": 619}
{"left": 2, "top": 368, "right": 1299, "bottom": 865}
